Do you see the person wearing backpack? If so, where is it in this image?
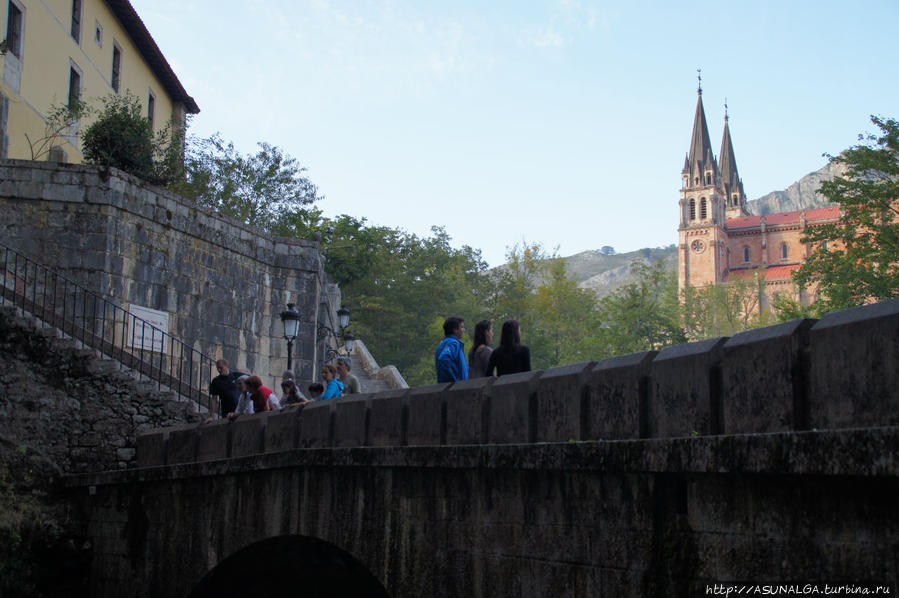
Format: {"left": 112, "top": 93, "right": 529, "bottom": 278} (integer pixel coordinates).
{"left": 435, "top": 317, "right": 468, "bottom": 384}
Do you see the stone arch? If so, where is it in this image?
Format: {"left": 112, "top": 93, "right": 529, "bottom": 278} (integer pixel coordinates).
{"left": 189, "top": 535, "right": 390, "bottom": 598}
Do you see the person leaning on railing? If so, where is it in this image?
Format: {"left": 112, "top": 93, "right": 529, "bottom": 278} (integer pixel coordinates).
{"left": 206, "top": 359, "right": 246, "bottom": 423}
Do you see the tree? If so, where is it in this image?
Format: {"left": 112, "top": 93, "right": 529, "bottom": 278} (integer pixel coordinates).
{"left": 324, "top": 222, "right": 488, "bottom": 387}
{"left": 794, "top": 116, "right": 899, "bottom": 310}
{"left": 531, "top": 256, "right": 605, "bottom": 367}
{"left": 82, "top": 92, "right": 184, "bottom": 184}
{"left": 681, "top": 273, "right": 772, "bottom": 340}
{"left": 171, "top": 134, "right": 322, "bottom": 233}
{"left": 598, "top": 260, "right": 685, "bottom": 354}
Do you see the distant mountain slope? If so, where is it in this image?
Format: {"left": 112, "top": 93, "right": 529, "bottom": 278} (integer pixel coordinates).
{"left": 746, "top": 160, "right": 844, "bottom": 215}
{"left": 572, "top": 247, "right": 676, "bottom": 298}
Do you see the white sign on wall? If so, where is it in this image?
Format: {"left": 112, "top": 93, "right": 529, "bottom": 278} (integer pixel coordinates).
{"left": 128, "top": 305, "right": 170, "bottom": 353}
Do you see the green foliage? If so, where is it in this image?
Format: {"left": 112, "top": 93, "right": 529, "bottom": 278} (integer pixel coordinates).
{"left": 598, "top": 261, "right": 685, "bottom": 354}
{"left": 171, "top": 134, "right": 322, "bottom": 233}
{"left": 24, "top": 99, "right": 86, "bottom": 160}
{"left": 81, "top": 92, "right": 185, "bottom": 185}
{"left": 324, "top": 222, "right": 488, "bottom": 387}
{"left": 82, "top": 93, "right": 154, "bottom": 178}
{"left": 793, "top": 116, "right": 899, "bottom": 311}
{"left": 681, "top": 271, "right": 774, "bottom": 339}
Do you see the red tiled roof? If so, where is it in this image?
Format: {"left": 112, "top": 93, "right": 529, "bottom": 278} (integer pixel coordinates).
{"left": 727, "top": 215, "right": 761, "bottom": 229}
{"left": 805, "top": 206, "right": 841, "bottom": 222}
{"left": 726, "top": 206, "right": 841, "bottom": 231}
{"left": 724, "top": 264, "right": 801, "bottom": 281}
{"left": 764, "top": 211, "right": 801, "bottom": 225}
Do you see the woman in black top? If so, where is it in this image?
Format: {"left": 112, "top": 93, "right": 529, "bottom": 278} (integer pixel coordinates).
{"left": 468, "top": 319, "right": 494, "bottom": 378}
{"left": 486, "top": 319, "right": 531, "bottom": 376}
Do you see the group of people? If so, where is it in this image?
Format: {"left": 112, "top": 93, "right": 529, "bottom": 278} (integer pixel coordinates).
{"left": 206, "top": 357, "right": 361, "bottom": 421}
{"left": 435, "top": 317, "right": 531, "bottom": 383}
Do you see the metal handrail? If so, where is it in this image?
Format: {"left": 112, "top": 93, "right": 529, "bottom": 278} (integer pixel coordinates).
{"left": 0, "top": 242, "right": 214, "bottom": 410}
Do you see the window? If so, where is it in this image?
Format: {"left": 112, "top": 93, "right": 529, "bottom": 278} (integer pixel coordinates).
{"left": 71, "top": 0, "right": 82, "bottom": 43}
{"left": 743, "top": 247, "right": 750, "bottom": 263}
{"left": 705, "top": 173, "right": 711, "bottom": 185}
{"left": 111, "top": 44, "right": 121, "bottom": 92}
{"left": 781, "top": 243, "right": 788, "bottom": 260}
{"left": 68, "top": 65, "right": 81, "bottom": 109}
{"left": 95, "top": 21, "right": 103, "bottom": 46}
{"left": 6, "top": 1, "right": 23, "bottom": 58}
{"left": 689, "top": 198, "right": 696, "bottom": 221}
{"left": 694, "top": 177, "right": 699, "bottom": 185}
{"left": 147, "top": 91, "right": 155, "bottom": 130}
{"left": 700, "top": 198, "right": 707, "bottom": 220}
{"left": 732, "top": 194, "right": 738, "bottom": 206}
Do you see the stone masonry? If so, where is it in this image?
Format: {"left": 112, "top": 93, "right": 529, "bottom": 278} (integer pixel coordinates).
{"left": 0, "top": 304, "right": 200, "bottom": 473}
{"left": 0, "top": 159, "right": 332, "bottom": 383}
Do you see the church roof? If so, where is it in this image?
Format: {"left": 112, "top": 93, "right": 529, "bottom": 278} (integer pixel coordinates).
{"left": 683, "top": 91, "right": 718, "bottom": 180}
{"left": 718, "top": 116, "right": 744, "bottom": 199}
{"left": 726, "top": 215, "right": 762, "bottom": 230}
{"left": 725, "top": 264, "right": 801, "bottom": 281}
{"left": 726, "top": 207, "right": 840, "bottom": 231}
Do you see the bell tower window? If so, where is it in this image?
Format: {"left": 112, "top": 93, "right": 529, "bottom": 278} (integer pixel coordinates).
{"left": 700, "top": 198, "right": 707, "bottom": 220}
{"left": 689, "top": 198, "right": 696, "bottom": 221}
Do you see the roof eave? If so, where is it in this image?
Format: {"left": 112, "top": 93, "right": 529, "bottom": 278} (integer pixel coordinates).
{"left": 104, "top": 0, "right": 200, "bottom": 114}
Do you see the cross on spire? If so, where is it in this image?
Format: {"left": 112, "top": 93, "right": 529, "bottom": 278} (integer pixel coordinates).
{"left": 724, "top": 97, "right": 728, "bottom": 121}
{"left": 697, "top": 68, "right": 702, "bottom": 94}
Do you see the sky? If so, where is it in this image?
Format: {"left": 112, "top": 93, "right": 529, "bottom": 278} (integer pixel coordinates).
{"left": 129, "top": 0, "right": 899, "bottom": 267}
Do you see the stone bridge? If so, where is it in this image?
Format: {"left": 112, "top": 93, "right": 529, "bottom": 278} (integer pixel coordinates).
{"left": 67, "top": 300, "right": 899, "bottom": 597}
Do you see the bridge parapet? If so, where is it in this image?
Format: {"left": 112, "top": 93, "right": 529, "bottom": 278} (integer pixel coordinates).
{"left": 137, "top": 299, "right": 899, "bottom": 467}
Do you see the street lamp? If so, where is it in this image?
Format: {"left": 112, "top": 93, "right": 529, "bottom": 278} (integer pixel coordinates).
{"left": 280, "top": 303, "right": 301, "bottom": 371}
{"left": 337, "top": 306, "right": 350, "bottom": 330}
{"left": 343, "top": 331, "right": 356, "bottom": 354}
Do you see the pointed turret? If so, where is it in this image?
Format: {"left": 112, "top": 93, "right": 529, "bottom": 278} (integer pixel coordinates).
{"left": 719, "top": 109, "right": 748, "bottom": 218}
{"left": 682, "top": 88, "right": 718, "bottom": 188}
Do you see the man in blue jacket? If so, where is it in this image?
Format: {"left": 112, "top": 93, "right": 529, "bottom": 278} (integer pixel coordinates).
{"left": 435, "top": 317, "right": 468, "bottom": 383}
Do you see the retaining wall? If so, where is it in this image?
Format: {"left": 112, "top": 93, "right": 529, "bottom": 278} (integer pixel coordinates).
{"left": 0, "top": 159, "right": 332, "bottom": 382}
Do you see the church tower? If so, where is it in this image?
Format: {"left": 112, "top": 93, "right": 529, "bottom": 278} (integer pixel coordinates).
{"left": 719, "top": 104, "right": 749, "bottom": 219}
{"left": 678, "top": 77, "right": 728, "bottom": 292}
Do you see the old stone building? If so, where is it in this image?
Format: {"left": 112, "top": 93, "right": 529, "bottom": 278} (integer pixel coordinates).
{"left": 677, "top": 83, "right": 839, "bottom": 309}
{"left": 0, "top": 0, "right": 199, "bottom": 161}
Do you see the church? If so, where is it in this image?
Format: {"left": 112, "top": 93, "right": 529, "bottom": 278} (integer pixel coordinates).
{"left": 676, "top": 80, "right": 839, "bottom": 309}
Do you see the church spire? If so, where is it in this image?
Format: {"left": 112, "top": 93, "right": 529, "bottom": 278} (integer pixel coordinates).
{"left": 682, "top": 75, "right": 718, "bottom": 187}
{"left": 718, "top": 102, "right": 748, "bottom": 217}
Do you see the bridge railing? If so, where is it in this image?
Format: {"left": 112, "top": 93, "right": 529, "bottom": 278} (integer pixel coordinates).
{"left": 0, "top": 242, "right": 214, "bottom": 409}
{"left": 137, "top": 297, "right": 899, "bottom": 468}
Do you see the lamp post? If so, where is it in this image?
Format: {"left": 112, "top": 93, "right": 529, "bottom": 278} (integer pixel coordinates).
{"left": 279, "top": 303, "right": 301, "bottom": 372}
{"left": 337, "top": 306, "right": 350, "bottom": 329}
{"left": 343, "top": 331, "right": 356, "bottom": 354}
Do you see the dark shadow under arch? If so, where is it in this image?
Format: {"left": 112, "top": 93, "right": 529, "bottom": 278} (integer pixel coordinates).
{"left": 189, "top": 535, "right": 390, "bottom": 598}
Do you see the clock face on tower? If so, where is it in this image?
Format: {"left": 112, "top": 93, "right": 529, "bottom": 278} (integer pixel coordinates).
{"left": 691, "top": 239, "right": 705, "bottom": 253}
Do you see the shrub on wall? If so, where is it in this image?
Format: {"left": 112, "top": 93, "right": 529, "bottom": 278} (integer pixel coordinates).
{"left": 81, "top": 92, "right": 184, "bottom": 185}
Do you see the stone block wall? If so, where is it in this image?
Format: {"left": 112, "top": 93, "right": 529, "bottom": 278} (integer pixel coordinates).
{"left": 140, "top": 298, "right": 899, "bottom": 465}
{"left": 0, "top": 305, "right": 200, "bottom": 473}
{"left": 0, "top": 159, "right": 331, "bottom": 383}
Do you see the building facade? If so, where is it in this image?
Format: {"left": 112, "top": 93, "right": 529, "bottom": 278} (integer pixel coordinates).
{"left": 1, "top": 0, "right": 198, "bottom": 161}
{"left": 677, "top": 84, "right": 839, "bottom": 309}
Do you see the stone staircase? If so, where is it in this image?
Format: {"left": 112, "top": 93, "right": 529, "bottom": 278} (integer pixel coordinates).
{"left": 346, "top": 338, "right": 407, "bottom": 394}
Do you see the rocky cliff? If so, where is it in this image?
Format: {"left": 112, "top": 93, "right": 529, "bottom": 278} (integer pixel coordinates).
{"left": 746, "top": 160, "right": 844, "bottom": 215}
